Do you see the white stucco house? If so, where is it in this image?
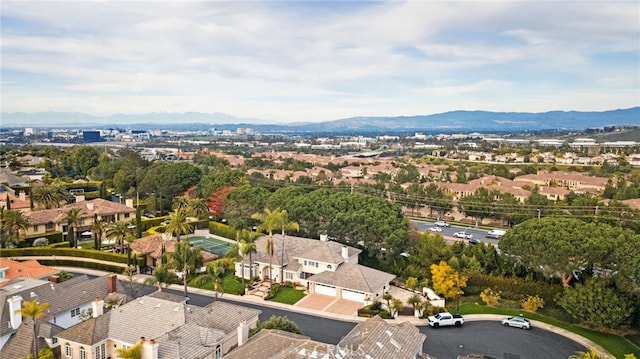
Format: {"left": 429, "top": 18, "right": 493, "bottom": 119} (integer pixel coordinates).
{"left": 235, "top": 234, "right": 395, "bottom": 304}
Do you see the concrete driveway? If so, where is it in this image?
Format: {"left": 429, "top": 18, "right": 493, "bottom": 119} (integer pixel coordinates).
{"left": 296, "top": 294, "right": 363, "bottom": 316}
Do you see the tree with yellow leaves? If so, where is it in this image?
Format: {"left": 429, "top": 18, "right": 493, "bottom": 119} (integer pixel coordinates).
{"left": 430, "top": 261, "right": 468, "bottom": 300}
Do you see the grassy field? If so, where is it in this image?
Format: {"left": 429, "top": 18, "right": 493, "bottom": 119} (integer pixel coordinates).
{"left": 189, "top": 274, "right": 245, "bottom": 295}
{"left": 459, "top": 303, "right": 640, "bottom": 358}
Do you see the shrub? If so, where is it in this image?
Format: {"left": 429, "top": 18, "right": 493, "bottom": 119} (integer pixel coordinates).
{"left": 521, "top": 295, "right": 545, "bottom": 312}
{"left": 48, "top": 241, "right": 70, "bottom": 248}
{"left": 405, "top": 277, "right": 419, "bottom": 291}
{"left": 480, "top": 287, "right": 502, "bottom": 306}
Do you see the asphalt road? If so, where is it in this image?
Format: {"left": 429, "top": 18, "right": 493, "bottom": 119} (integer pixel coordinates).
{"left": 410, "top": 219, "right": 501, "bottom": 246}
{"left": 166, "top": 287, "right": 585, "bottom": 358}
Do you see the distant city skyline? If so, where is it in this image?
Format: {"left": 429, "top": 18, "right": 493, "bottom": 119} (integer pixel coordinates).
{"left": 1, "top": 1, "right": 639, "bottom": 124}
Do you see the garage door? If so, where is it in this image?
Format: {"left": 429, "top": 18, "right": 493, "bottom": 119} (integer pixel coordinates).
{"left": 314, "top": 283, "right": 336, "bottom": 297}
{"left": 341, "top": 288, "right": 366, "bottom": 302}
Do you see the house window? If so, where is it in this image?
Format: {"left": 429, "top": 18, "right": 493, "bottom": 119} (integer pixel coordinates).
{"left": 285, "top": 272, "right": 294, "bottom": 281}
{"left": 215, "top": 345, "right": 222, "bottom": 359}
{"left": 65, "top": 343, "right": 72, "bottom": 357}
{"left": 305, "top": 260, "right": 319, "bottom": 268}
{"left": 80, "top": 347, "right": 86, "bottom": 359}
{"left": 95, "top": 343, "right": 106, "bottom": 359}
{"left": 70, "top": 308, "right": 80, "bottom": 317}
{"left": 124, "top": 213, "right": 130, "bottom": 218}
{"left": 33, "top": 225, "right": 39, "bottom": 232}
{"left": 46, "top": 222, "right": 55, "bottom": 231}
{"left": 52, "top": 337, "right": 58, "bottom": 344}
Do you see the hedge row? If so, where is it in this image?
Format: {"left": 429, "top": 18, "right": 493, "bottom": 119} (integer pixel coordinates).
{"left": 209, "top": 222, "right": 236, "bottom": 239}
{"left": 20, "top": 231, "right": 64, "bottom": 247}
{"left": 466, "top": 272, "right": 563, "bottom": 304}
{"left": 0, "top": 248, "right": 144, "bottom": 266}
{"left": 37, "top": 259, "right": 126, "bottom": 273}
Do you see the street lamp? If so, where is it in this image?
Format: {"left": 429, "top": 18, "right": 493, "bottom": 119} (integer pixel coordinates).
{"left": 537, "top": 208, "right": 541, "bottom": 220}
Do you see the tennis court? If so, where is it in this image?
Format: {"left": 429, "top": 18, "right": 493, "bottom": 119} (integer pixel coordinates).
{"left": 189, "top": 236, "right": 233, "bottom": 256}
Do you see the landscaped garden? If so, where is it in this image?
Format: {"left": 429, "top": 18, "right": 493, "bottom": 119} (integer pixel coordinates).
{"left": 265, "top": 282, "right": 306, "bottom": 304}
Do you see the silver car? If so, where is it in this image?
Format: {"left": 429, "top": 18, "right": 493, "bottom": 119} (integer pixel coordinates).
{"left": 501, "top": 316, "right": 531, "bottom": 330}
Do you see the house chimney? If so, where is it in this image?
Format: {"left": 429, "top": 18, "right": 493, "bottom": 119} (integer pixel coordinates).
{"left": 107, "top": 274, "right": 117, "bottom": 293}
{"left": 92, "top": 297, "right": 104, "bottom": 318}
{"left": 7, "top": 295, "right": 23, "bottom": 329}
{"left": 125, "top": 199, "right": 134, "bottom": 208}
{"left": 143, "top": 338, "right": 159, "bottom": 359}
{"left": 320, "top": 234, "right": 328, "bottom": 242}
{"left": 341, "top": 245, "right": 349, "bottom": 260}
{"left": 19, "top": 191, "right": 26, "bottom": 201}
{"left": 237, "top": 320, "right": 249, "bottom": 347}
{"left": 75, "top": 195, "right": 85, "bottom": 203}
{"left": 86, "top": 202, "right": 94, "bottom": 211}
{"left": 48, "top": 275, "right": 60, "bottom": 283}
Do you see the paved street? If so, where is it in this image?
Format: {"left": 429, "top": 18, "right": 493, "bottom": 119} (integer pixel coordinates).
{"left": 410, "top": 219, "right": 501, "bottom": 246}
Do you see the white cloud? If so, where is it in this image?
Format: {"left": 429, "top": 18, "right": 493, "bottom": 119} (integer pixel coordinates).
{"left": 1, "top": 0, "right": 638, "bottom": 122}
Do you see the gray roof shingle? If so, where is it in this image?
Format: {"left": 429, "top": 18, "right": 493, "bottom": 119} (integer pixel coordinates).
{"left": 307, "top": 262, "right": 396, "bottom": 293}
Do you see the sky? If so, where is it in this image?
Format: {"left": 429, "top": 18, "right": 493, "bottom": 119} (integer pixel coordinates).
{"left": 1, "top": 0, "right": 639, "bottom": 124}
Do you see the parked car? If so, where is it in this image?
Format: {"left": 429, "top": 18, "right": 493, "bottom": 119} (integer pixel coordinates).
{"left": 486, "top": 229, "right": 507, "bottom": 239}
{"left": 434, "top": 221, "right": 450, "bottom": 227}
{"left": 453, "top": 231, "right": 472, "bottom": 239}
{"left": 468, "top": 238, "right": 481, "bottom": 245}
{"left": 501, "top": 316, "right": 531, "bottom": 330}
{"left": 427, "top": 312, "right": 464, "bottom": 328}
{"left": 428, "top": 227, "right": 443, "bottom": 232}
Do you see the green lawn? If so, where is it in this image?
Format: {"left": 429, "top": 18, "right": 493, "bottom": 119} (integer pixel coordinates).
{"left": 268, "top": 287, "right": 306, "bottom": 305}
{"left": 458, "top": 303, "right": 640, "bottom": 358}
{"left": 189, "top": 274, "right": 245, "bottom": 295}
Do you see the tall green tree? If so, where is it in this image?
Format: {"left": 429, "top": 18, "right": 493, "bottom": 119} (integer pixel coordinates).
{"left": 20, "top": 299, "right": 50, "bottom": 359}
{"left": 65, "top": 208, "right": 82, "bottom": 248}
{"left": 275, "top": 209, "right": 299, "bottom": 284}
{"left": 91, "top": 217, "right": 106, "bottom": 250}
{"left": 171, "top": 238, "right": 200, "bottom": 297}
{"left": 106, "top": 221, "right": 133, "bottom": 254}
{"left": 252, "top": 208, "right": 280, "bottom": 286}
{"left": 2, "top": 209, "right": 30, "bottom": 248}
{"left": 457, "top": 187, "right": 494, "bottom": 226}
{"left": 143, "top": 264, "right": 177, "bottom": 291}
{"left": 557, "top": 279, "right": 635, "bottom": 329}
{"left": 499, "top": 217, "right": 612, "bottom": 287}
{"left": 164, "top": 209, "right": 193, "bottom": 242}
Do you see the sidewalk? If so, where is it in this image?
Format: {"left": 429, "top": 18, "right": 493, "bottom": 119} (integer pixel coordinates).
{"left": 54, "top": 266, "right": 614, "bottom": 358}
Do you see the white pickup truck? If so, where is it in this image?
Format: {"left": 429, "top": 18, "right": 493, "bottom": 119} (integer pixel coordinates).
{"left": 427, "top": 312, "right": 464, "bottom": 328}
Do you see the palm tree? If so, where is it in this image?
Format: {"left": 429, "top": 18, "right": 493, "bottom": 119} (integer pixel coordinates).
{"left": 31, "top": 182, "right": 70, "bottom": 209}
{"left": 569, "top": 348, "right": 604, "bottom": 359}
{"left": 106, "top": 221, "right": 133, "bottom": 254}
{"left": 91, "top": 217, "right": 106, "bottom": 250}
{"left": 238, "top": 229, "right": 259, "bottom": 288}
{"left": 65, "top": 208, "right": 82, "bottom": 248}
{"left": 164, "top": 209, "right": 193, "bottom": 242}
{"left": 2, "top": 209, "right": 30, "bottom": 248}
{"left": 251, "top": 208, "right": 280, "bottom": 286}
{"left": 188, "top": 198, "right": 210, "bottom": 219}
{"left": 143, "top": 264, "right": 177, "bottom": 291}
{"left": 171, "top": 238, "right": 199, "bottom": 297}
{"left": 275, "top": 209, "right": 299, "bottom": 284}
{"left": 195, "top": 260, "right": 225, "bottom": 301}
{"left": 20, "top": 299, "right": 50, "bottom": 359}
{"left": 172, "top": 196, "right": 190, "bottom": 212}
{"left": 114, "top": 339, "right": 143, "bottom": 359}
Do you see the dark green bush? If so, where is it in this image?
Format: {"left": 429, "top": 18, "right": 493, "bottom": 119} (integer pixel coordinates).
{"left": 466, "top": 272, "right": 563, "bottom": 304}
{"left": 0, "top": 248, "right": 144, "bottom": 266}
{"left": 208, "top": 221, "right": 236, "bottom": 239}
{"left": 37, "top": 259, "right": 125, "bottom": 273}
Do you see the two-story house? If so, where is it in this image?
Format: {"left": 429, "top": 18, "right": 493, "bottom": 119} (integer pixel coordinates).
{"left": 235, "top": 234, "right": 395, "bottom": 304}
{"left": 24, "top": 197, "right": 136, "bottom": 239}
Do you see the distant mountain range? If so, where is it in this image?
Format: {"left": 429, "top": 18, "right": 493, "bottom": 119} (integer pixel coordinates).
{"left": 3, "top": 107, "right": 639, "bottom": 134}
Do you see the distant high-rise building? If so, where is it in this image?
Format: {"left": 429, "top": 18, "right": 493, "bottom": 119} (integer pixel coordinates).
{"left": 82, "top": 130, "right": 101, "bottom": 142}
{"left": 24, "top": 128, "right": 34, "bottom": 136}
